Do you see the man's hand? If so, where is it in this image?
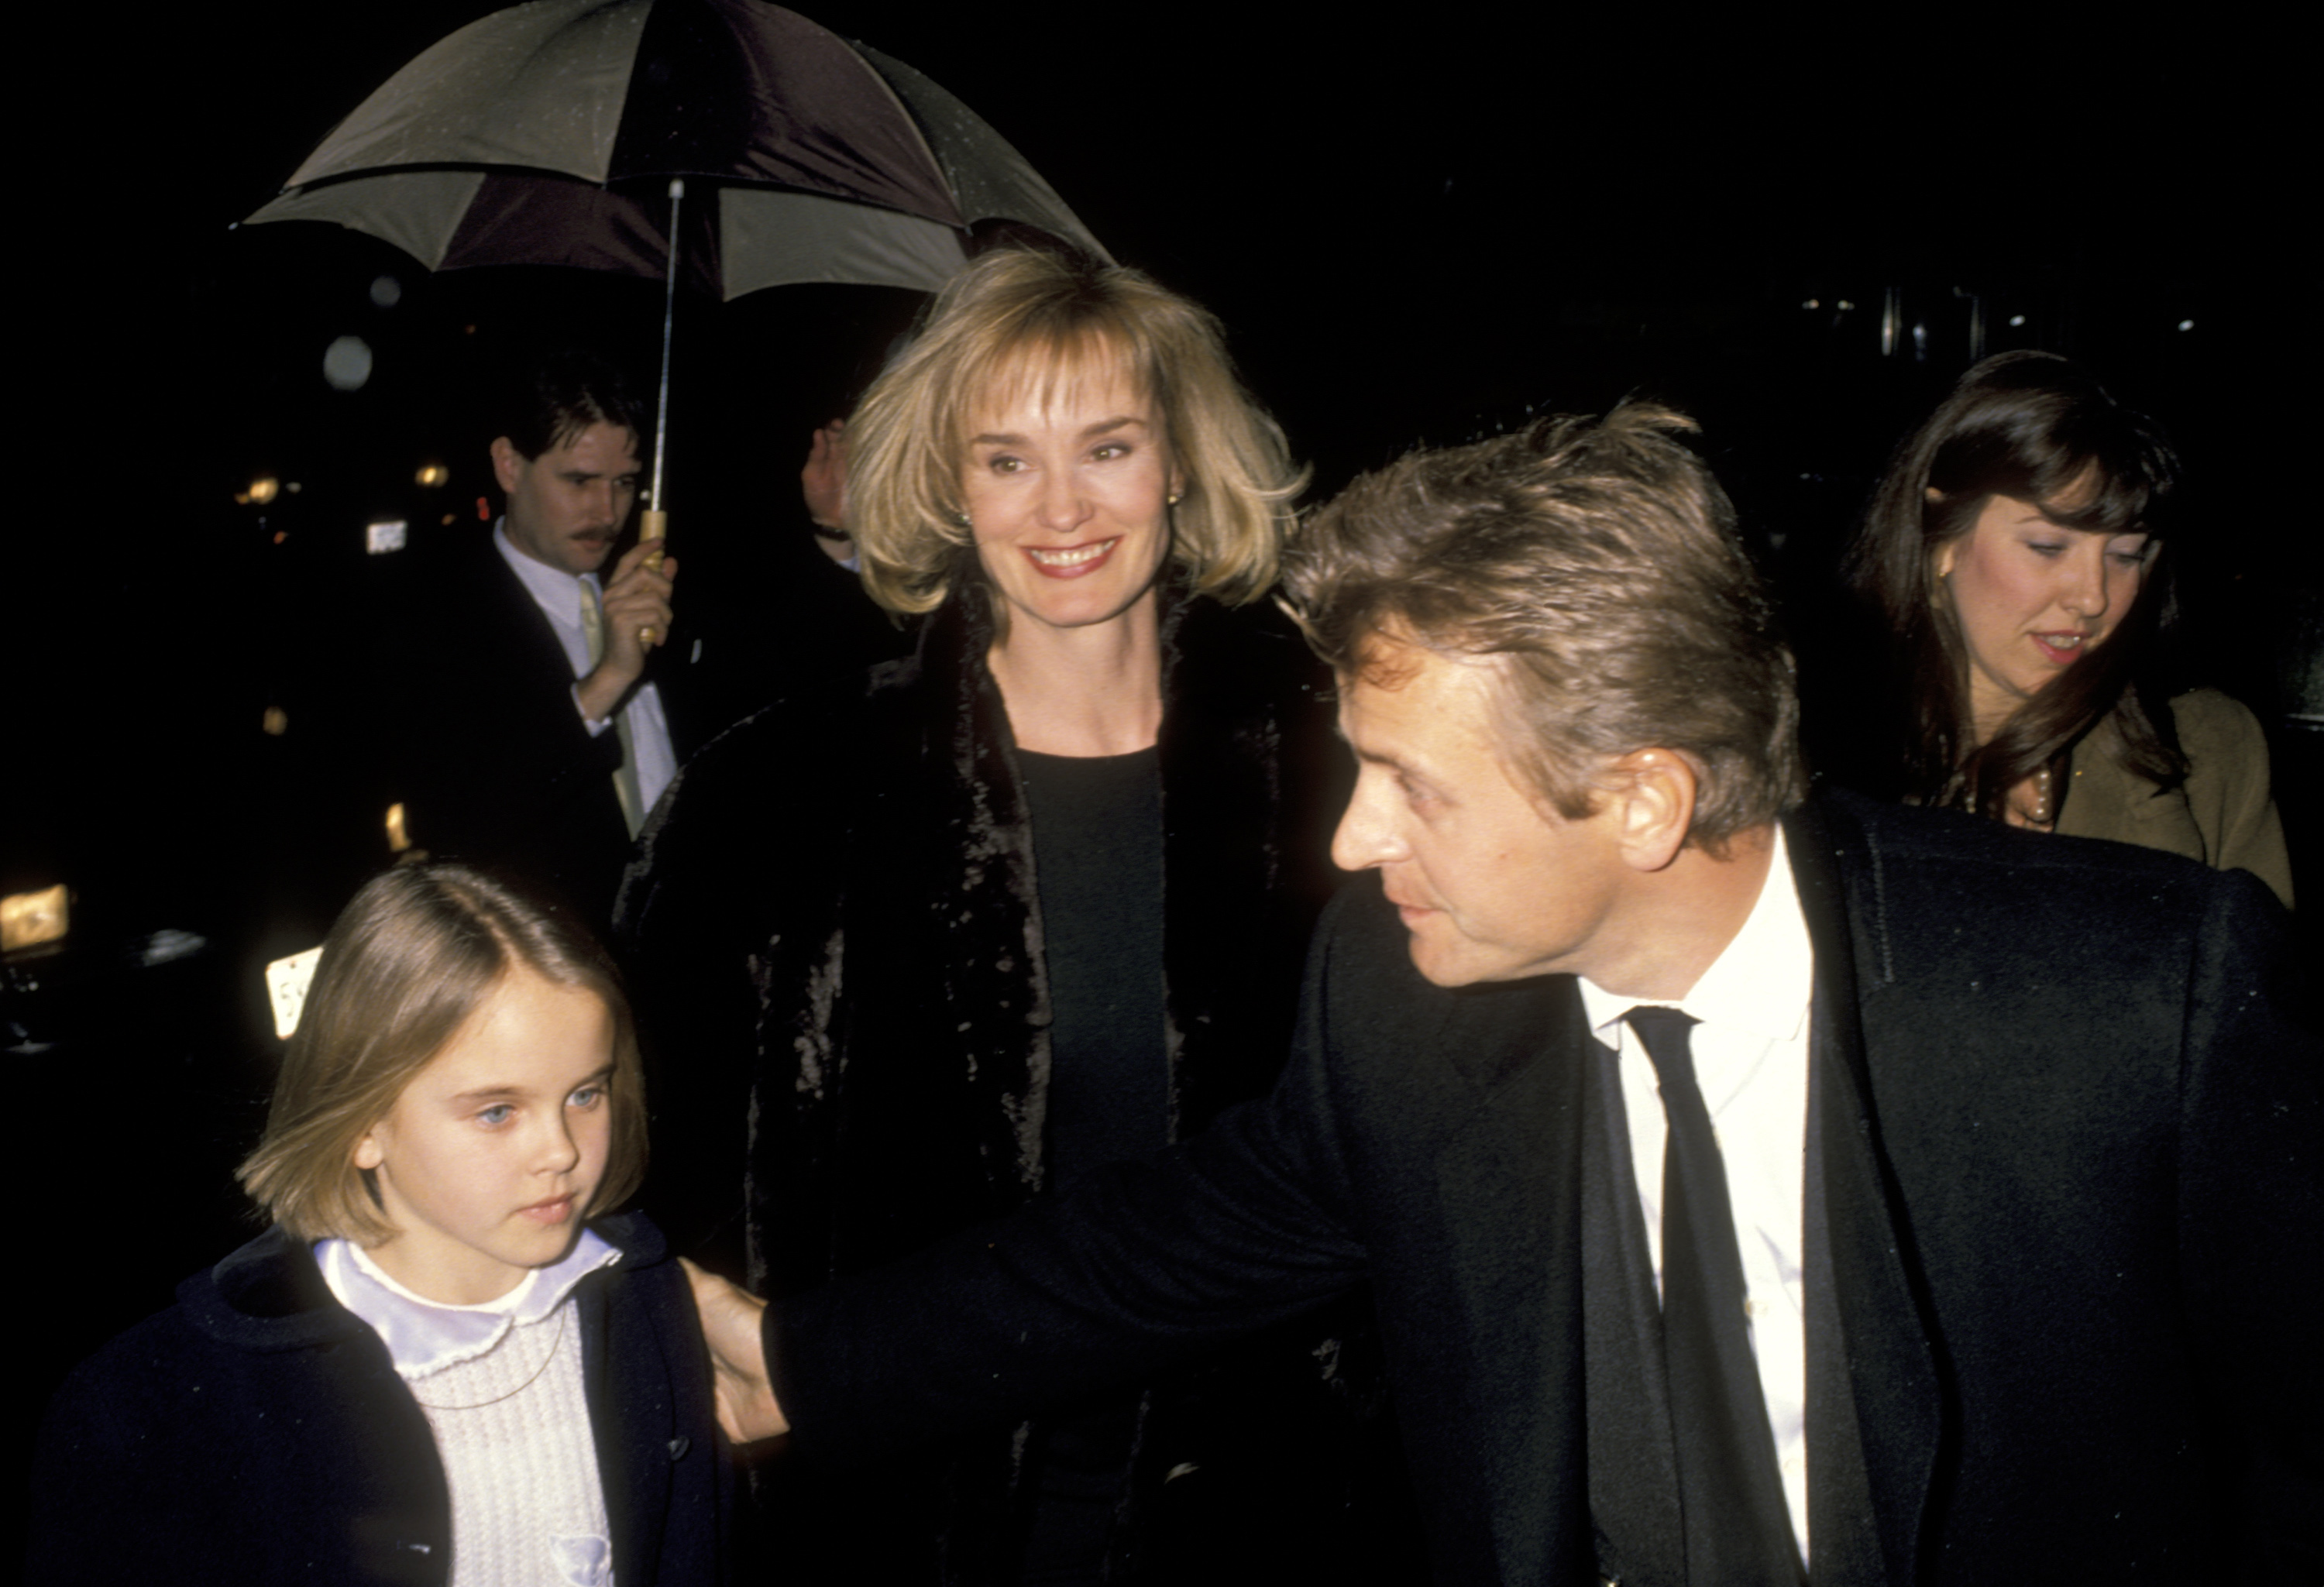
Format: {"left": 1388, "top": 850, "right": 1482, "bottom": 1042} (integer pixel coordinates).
{"left": 802, "top": 420, "right": 849, "bottom": 531}
{"left": 803, "top": 421, "right": 857, "bottom": 566}
{"left": 681, "top": 1258, "right": 791, "bottom": 1444}
{"left": 576, "top": 541, "right": 676, "bottom": 723}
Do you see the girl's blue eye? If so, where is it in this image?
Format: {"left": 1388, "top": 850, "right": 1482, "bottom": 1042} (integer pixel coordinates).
{"left": 477, "top": 1104, "right": 514, "bottom": 1126}
{"left": 569, "top": 1085, "right": 606, "bottom": 1109}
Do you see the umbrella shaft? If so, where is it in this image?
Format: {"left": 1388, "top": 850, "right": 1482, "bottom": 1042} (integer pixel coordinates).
{"left": 649, "top": 178, "right": 683, "bottom": 513}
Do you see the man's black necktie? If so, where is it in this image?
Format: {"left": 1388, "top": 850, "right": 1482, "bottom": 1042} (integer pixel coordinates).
{"left": 1625, "top": 1005, "right": 1798, "bottom": 1584}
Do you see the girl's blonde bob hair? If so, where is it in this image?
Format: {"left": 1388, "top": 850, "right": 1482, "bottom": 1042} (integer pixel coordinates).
{"left": 846, "top": 247, "right": 1306, "bottom": 614}
{"left": 238, "top": 864, "right": 648, "bottom": 1245}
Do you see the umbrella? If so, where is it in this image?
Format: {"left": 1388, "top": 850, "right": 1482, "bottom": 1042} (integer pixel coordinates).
{"left": 246, "top": 0, "right": 1107, "bottom": 299}
{"left": 245, "top": 0, "right": 1109, "bottom": 538}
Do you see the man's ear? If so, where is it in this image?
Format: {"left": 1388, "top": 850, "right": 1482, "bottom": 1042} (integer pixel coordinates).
{"left": 490, "top": 436, "right": 524, "bottom": 495}
{"left": 1604, "top": 748, "right": 1696, "bottom": 874}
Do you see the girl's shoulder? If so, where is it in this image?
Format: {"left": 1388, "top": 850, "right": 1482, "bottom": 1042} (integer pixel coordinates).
{"left": 578, "top": 1211, "right": 701, "bottom": 1334}
{"left": 64, "top": 1228, "right": 364, "bottom": 1382}
{"left": 31, "top": 1231, "right": 436, "bottom": 1586}
{"left": 587, "top": 1209, "right": 672, "bottom": 1281}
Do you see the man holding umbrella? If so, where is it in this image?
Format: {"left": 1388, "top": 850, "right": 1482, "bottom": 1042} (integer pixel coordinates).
{"left": 391, "top": 349, "right": 691, "bottom": 933}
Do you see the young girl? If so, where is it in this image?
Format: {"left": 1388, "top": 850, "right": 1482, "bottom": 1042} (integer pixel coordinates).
{"left": 32, "top": 864, "right": 734, "bottom": 1586}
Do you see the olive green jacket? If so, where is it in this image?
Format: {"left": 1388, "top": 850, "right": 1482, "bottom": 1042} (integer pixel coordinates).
{"left": 2058, "top": 689, "right": 2294, "bottom": 908}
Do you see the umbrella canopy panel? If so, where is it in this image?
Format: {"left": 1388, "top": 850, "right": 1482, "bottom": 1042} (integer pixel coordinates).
{"left": 247, "top": 0, "right": 1109, "bottom": 299}
{"left": 284, "top": 1, "right": 648, "bottom": 184}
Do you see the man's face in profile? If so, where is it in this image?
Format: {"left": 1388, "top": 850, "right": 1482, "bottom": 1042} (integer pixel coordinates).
{"left": 1330, "top": 641, "right": 1631, "bottom": 988}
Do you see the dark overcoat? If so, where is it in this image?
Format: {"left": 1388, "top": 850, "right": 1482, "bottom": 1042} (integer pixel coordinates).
{"left": 390, "top": 528, "right": 719, "bottom": 933}
{"left": 769, "top": 793, "right": 2323, "bottom": 1585}
{"left": 30, "top": 1213, "right": 737, "bottom": 1587}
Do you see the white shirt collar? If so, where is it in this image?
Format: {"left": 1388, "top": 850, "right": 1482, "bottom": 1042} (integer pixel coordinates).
{"left": 315, "top": 1228, "right": 620, "bottom": 1380}
{"left": 1575, "top": 826, "right": 1810, "bottom": 1045}
{"left": 494, "top": 519, "right": 596, "bottom": 629}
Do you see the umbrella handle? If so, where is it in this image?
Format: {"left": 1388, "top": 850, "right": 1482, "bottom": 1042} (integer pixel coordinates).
{"left": 638, "top": 508, "right": 669, "bottom": 644}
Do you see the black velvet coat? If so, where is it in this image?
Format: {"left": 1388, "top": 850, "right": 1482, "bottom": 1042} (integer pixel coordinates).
{"left": 30, "top": 1214, "right": 737, "bottom": 1587}
{"left": 768, "top": 795, "right": 2322, "bottom": 1585}
{"left": 618, "top": 586, "right": 1385, "bottom": 1579}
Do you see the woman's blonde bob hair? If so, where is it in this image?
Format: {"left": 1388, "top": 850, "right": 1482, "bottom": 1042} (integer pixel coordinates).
{"left": 846, "top": 246, "right": 1306, "bottom": 614}
{"left": 238, "top": 864, "right": 648, "bottom": 1245}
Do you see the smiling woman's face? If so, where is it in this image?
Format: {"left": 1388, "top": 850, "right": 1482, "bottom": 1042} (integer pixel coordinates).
{"left": 1934, "top": 492, "right": 2153, "bottom": 740}
{"left": 958, "top": 356, "right": 1175, "bottom": 642}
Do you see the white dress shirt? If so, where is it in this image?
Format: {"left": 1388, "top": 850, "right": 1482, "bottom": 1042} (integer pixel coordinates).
{"left": 495, "top": 523, "right": 678, "bottom": 816}
{"left": 1576, "top": 828, "right": 1813, "bottom": 1562}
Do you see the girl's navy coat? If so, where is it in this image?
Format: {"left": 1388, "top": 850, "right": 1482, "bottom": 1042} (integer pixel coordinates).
{"left": 31, "top": 1212, "right": 736, "bottom": 1586}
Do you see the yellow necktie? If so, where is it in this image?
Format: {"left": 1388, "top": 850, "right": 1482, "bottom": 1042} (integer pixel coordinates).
{"left": 579, "top": 579, "right": 646, "bottom": 837}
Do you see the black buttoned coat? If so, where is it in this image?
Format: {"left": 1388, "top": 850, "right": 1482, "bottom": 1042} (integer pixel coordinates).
{"left": 31, "top": 1214, "right": 737, "bottom": 1587}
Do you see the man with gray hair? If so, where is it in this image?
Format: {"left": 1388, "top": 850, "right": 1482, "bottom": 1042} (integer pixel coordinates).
{"left": 687, "top": 406, "right": 2318, "bottom": 1584}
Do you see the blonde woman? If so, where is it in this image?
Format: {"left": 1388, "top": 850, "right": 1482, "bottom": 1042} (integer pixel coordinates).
{"left": 621, "top": 249, "right": 1378, "bottom": 1582}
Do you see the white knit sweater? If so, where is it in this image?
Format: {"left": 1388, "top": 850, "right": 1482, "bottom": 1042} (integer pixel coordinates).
{"left": 318, "top": 1233, "right": 623, "bottom": 1586}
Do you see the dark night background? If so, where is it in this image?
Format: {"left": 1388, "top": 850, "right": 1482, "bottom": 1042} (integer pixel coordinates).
{"left": 13, "top": 2, "right": 2312, "bottom": 1488}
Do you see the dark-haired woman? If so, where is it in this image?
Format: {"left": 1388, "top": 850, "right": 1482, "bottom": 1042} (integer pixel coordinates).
{"left": 1844, "top": 350, "right": 2291, "bottom": 905}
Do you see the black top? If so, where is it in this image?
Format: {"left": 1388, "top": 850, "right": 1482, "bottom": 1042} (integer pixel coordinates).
{"left": 1019, "top": 746, "right": 1168, "bottom": 1193}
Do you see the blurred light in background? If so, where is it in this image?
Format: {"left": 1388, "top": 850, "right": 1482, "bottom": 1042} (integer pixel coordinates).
{"left": 263, "top": 707, "right": 289, "bottom": 736}
{"left": 386, "top": 802, "right": 412, "bottom": 854}
{"left": 416, "top": 463, "right": 449, "bottom": 487}
{"left": 370, "top": 274, "right": 403, "bottom": 309}
{"left": 323, "top": 335, "right": 373, "bottom": 391}
{"left": 1, "top": 885, "right": 69, "bottom": 953}
{"left": 239, "top": 476, "right": 280, "bottom": 506}
{"left": 2178, "top": 319, "right": 2195, "bottom": 331}
{"left": 2009, "top": 314, "right": 2027, "bottom": 327}
{"left": 266, "top": 945, "right": 324, "bottom": 1039}
{"left": 135, "top": 929, "right": 205, "bottom": 967}
{"left": 367, "top": 518, "right": 408, "bottom": 555}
